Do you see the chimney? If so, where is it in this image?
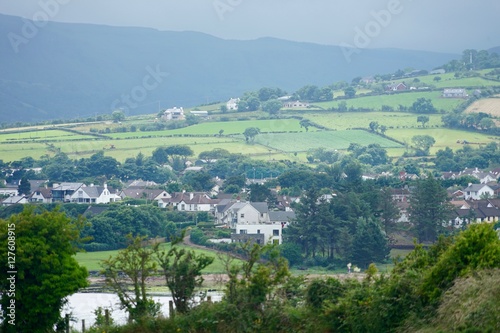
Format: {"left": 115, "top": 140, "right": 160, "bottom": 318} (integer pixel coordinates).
{"left": 104, "top": 183, "right": 108, "bottom": 189}
{"left": 236, "top": 196, "right": 240, "bottom": 202}
{"left": 190, "top": 192, "right": 194, "bottom": 200}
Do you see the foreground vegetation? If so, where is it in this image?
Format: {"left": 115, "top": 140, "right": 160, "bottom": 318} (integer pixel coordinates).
{"left": 82, "top": 223, "right": 500, "bottom": 333}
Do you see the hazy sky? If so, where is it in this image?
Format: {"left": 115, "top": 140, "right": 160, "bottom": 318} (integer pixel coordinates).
{"left": 1, "top": 0, "right": 499, "bottom": 53}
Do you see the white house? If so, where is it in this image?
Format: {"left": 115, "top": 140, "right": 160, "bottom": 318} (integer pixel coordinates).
{"left": 216, "top": 201, "right": 269, "bottom": 228}
{"left": 120, "top": 189, "right": 170, "bottom": 203}
{"left": 159, "top": 192, "right": 217, "bottom": 211}
{"left": 70, "top": 184, "right": 121, "bottom": 204}
{"left": 161, "top": 107, "right": 185, "bottom": 121}
{"left": 190, "top": 111, "right": 209, "bottom": 118}
{"left": 29, "top": 187, "right": 53, "bottom": 203}
{"left": 233, "top": 223, "right": 282, "bottom": 245}
{"left": 463, "top": 184, "right": 494, "bottom": 200}
{"left": 442, "top": 89, "right": 468, "bottom": 98}
{"left": 226, "top": 98, "right": 240, "bottom": 110}
{"left": 282, "top": 100, "right": 309, "bottom": 108}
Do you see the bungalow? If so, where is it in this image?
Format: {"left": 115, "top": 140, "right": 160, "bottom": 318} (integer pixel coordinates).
{"left": 120, "top": 188, "right": 171, "bottom": 202}
{"left": 28, "top": 187, "right": 53, "bottom": 203}
{"left": 463, "top": 184, "right": 494, "bottom": 200}
{"left": 386, "top": 82, "right": 407, "bottom": 91}
{"left": 282, "top": 100, "right": 310, "bottom": 108}
{"left": 442, "top": 88, "right": 468, "bottom": 98}
{"left": 190, "top": 111, "right": 209, "bottom": 118}
{"left": 159, "top": 192, "right": 217, "bottom": 211}
{"left": 449, "top": 199, "right": 500, "bottom": 228}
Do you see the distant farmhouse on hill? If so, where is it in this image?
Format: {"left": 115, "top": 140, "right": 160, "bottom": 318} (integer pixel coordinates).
{"left": 161, "top": 107, "right": 185, "bottom": 121}
{"left": 442, "top": 88, "right": 469, "bottom": 98}
{"left": 226, "top": 98, "right": 240, "bottom": 111}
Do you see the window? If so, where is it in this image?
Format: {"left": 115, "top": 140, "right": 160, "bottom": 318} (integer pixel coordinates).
{"left": 257, "top": 230, "right": 260, "bottom": 234}
{"left": 240, "top": 213, "right": 245, "bottom": 218}
{"left": 181, "top": 204, "right": 185, "bottom": 211}
{"left": 240, "top": 229, "right": 247, "bottom": 234}
{"left": 273, "top": 229, "right": 280, "bottom": 236}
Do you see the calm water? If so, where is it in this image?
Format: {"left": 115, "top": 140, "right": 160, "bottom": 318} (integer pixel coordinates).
{"left": 64, "top": 292, "right": 221, "bottom": 331}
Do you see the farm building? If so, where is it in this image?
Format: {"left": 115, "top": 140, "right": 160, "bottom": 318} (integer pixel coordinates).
{"left": 190, "top": 110, "right": 209, "bottom": 118}
{"left": 385, "top": 82, "right": 407, "bottom": 91}
{"left": 442, "top": 88, "right": 469, "bottom": 98}
{"left": 161, "top": 107, "right": 185, "bottom": 121}
{"left": 282, "top": 100, "right": 310, "bottom": 108}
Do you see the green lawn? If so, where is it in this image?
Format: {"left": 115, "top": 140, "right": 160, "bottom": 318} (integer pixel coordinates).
{"left": 314, "top": 91, "right": 464, "bottom": 111}
{"left": 76, "top": 243, "right": 242, "bottom": 273}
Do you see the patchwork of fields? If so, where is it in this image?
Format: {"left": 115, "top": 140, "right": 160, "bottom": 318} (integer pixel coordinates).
{"left": 1, "top": 69, "right": 499, "bottom": 164}
{"left": 314, "top": 91, "right": 464, "bottom": 111}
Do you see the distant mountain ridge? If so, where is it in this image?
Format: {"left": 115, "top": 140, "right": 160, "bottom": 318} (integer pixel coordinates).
{"left": 0, "top": 14, "right": 460, "bottom": 123}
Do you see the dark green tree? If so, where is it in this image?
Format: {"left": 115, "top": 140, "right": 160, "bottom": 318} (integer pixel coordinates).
{"left": 154, "top": 240, "right": 214, "bottom": 314}
{"left": 101, "top": 236, "right": 161, "bottom": 322}
{"left": 412, "top": 135, "right": 436, "bottom": 155}
{"left": 182, "top": 171, "right": 214, "bottom": 191}
{"left": 0, "top": 207, "right": 88, "bottom": 333}
{"left": 262, "top": 99, "right": 282, "bottom": 115}
{"left": 369, "top": 121, "right": 379, "bottom": 132}
{"left": 344, "top": 86, "right": 356, "bottom": 98}
{"left": 409, "top": 174, "right": 453, "bottom": 243}
{"left": 417, "top": 115, "right": 430, "bottom": 128}
{"left": 378, "top": 187, "right": 400, "bottom": 234}
{"left": 243, "top": 127, "right": 260, "bottom": 143}
{"left": 17, "top": 176, "right": 31, "bottom": 195}
{"left": 350, "top": 218, "right": 390, "bottom": 267}
{"left": 411, "top": 98, "right": 437, "bottom": 114}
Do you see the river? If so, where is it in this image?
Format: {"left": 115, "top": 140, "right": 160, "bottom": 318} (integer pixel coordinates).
{"left": 63, "top": 292, "right": 222, "bottom": 331}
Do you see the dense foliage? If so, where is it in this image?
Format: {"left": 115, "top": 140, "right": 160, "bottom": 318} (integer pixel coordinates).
{"left": 0, "top": 207, "right": 88, "bottom": 332}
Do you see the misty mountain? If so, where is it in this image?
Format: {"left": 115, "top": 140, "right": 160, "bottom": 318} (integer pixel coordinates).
{"left": 0, "top": 14, "right": 458, "bottom": 124}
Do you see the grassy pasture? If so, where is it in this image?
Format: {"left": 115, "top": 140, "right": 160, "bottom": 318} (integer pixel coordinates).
{"left": 0, "top": 142, "right": 51, "bottom": 161}
{"left": 254, "top": 130, "right": 402, "bottom": 152}
{"left": 0, "top": 129, "right": 95, "bottom": 143}
{"left": 314, "top": 91, "right": 464, "bottom": 111}
{"left": 385, "top": 128, "right": 499, "bottom": 154}
{"left": 391, "top": 73, "right": 500, "bottom": 88}
{"left": 302, "top": 112, "right": 443, "bottom": 130}
{"left": 58, "top": 137, "right": 276, "bottom": 162}
{"left": 76, "top": 243, "right": 242, "bottom": 273}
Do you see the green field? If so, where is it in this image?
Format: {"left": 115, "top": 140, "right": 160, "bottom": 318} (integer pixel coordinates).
{"left": 0, "top": 129, "right": 97, "bottom": 143}
{"left": 105, "top": 118, "right": 312, "bottom": 139}
{"left": 302, "top": 112, "right": 443, "bottom": 130}
{"left": 314, "top": 91, "right": 464, "bottom": 111}
{"left": 76, "top": 243, "right": 242, "bottom": 273}
{"left": 254, "top": 130, "right": 402, "bottom": 152}
{"left": 386, "top": 128, "right": 499, "bottom": 154}
{"left": 392, "top": 73, "right": 500, "bottom": 89}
